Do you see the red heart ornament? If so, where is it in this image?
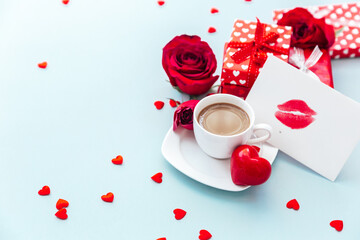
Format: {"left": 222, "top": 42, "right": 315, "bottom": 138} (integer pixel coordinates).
{"left": 210, "top": 8, "right": 219, "bottom": 14}
{"left": 56, "top": 199, "right": 69, "bottom": 210}
{"left": 286, "top": 199, "right": 300, "bottom": 211}
{"left": 330, "top": 220, "right": 343, "bottom": 231}
{"left": 151, "top": 172, "right": 163, "bottom": 183}
{"left": 154, "top": 101, "right": 164, "bottom": 110}
{"left": 157, "top": 1, "right": 165, "bottom": 6}
{"left": 157, "top": 238, "right": 166, "bottom": 240}
{"left": 62, "top": 0, "right": 69, "bottom": 4}
{"left": 55, "top": 208, "right": 68, "bottom": 220}
{"left": 38, "top": 62, "right": 47, "bottom": 69}
{"left": 173, "top": 208, "right": 186, "bottom": 220}
{"left": 38, "top": 185, "right": 50, "bottom": 195}
{"left": 230, "top": 145, "right": 271, "bottom": 186}
{"left": 199, "top": 229, "right": 212, "bottom": 240}
{"left": 112, "top": 155, "right": 123, "bottom": 165}
{"left": 101, "top": 192, "right": 114, "bottom": 202}
{"left": 208, "top": 27, "right": 216, "bottom": 33}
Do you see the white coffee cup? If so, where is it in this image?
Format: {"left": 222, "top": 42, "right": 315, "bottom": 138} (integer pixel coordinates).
{"left": 193, "top": 94, "right": 272, "bottom": 159}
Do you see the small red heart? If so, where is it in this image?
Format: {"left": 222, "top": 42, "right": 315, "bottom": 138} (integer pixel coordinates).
{"left": 56, "top": 199, "right": 69, "bottom": 210}
{"left": 199, "top": 229, "right": 212, "bottom": 240}
{"left": 231, "top": 145, "right": 271, "bottom": 185}
{"left": 55, "top": 208, "right": 68, "bottom": 220}
{"left": 286, "top": 199, "right": 300, "bottom": 210}
{"left": 157, "top": 1, "right": 165, "bottom": 6}
{"left": 112, "top": 155, "right": 123, "bottom": 165}
{"left": 210, "top": 8, "right": 219, "bottom": 14}
{"left": 38, "top": 62, "right": 47, "bottom": 69}
{"left": 154, "top": 101, "right": 164, "bottom": 110}
{"left": 245, "top": 0, "right": 252, "bottom": 2}
{"left": 38, "top": 185, "right": 50, "bottom": 195}
{"left": 208, "top": 27, "right": 216, "bottom": 33}
{"left": 101, "top": 192, "right": 114, "bottom": 202}
{"left": 173, "top": 208, "right": 186, "bottom": 220}
{"left": 157, "top": 238, "right": 166, "bottom": 240}
{"left": 169, "top": 99, "right": 177, "bottom": 108}
{"left": 62, "top": 0, "right": 69, "bottom": 4}
{"left": 151, "top": 172, "right": 163, "bottom": 183}
{"left": 330, "top": 220, "right": 343, "bottom": 231}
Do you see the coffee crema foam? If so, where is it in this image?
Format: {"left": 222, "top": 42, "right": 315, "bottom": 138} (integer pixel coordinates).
{"left": 198, "top": 103, "right": 250, "bottom": 136}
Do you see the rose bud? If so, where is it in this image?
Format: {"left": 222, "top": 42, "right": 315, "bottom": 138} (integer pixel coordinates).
{"left": 277, "top": 7, "right": 335, "bottom": 49}
{"left": 162, "top": 35, "right": 219, "bottom": 95}
{"left": 173, "top": 100, "right": 200, "bottom": 131}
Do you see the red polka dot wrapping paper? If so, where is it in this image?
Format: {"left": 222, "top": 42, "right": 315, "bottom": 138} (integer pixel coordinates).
{"left": 273, "top": 2, "right": 360, "bottom": 59}
{"left": 219, "top": 19, "right": 292, "bottom": 99}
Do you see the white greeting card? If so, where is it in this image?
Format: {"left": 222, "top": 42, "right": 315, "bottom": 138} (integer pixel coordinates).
{"left": 246, "top": 56, "right": 360, "bottom": 181}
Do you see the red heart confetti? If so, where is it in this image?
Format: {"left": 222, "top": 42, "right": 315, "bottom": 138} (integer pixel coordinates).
{"left": 55, "top": 208, "right": 68, "bottom": 220}
{"left": 38, "top": 62, "right": 47, "bottom": 69}
{"left": 169, "top": 99, "right": 177, "bottom": 108}
{"left": 62, "top": 0, "right": 69, "bottom": 4}
{"left": 245, "top": 0, "right": 252, "bottom": 2}
{"left": 56, "top": 199, "right": 69, "bottom": 210}
{"left": 199, "top": 229, "right": 212, "bottom": 240}
{"left": 101, "top": 192, "right": 114, "bottom": 202}
{"left": 173, "top": 208, "right": 186, "bottom": 220}
{"left": 286, "top": 199, "right": 300, "bottom": 210}
{"left": 151, "top": 172, "right": 163, "bottom": 183}
{"left": 210, "top": 8, "right": 219, "bottom": 14}
{"left": 157, "top": 1, "right": 165, "bottom": 6}
{"left": 38, "top": 185, "right": 50, "bottom": 196}
{"left": 157, "top": 238, "right": 166, "bottom": 240}
{"left": 208, "top": 27, "right": 216, "bottom": 33}
{"left": 154, "top": 101, "right": 165, "bottom": 110}
{"left": 330, "top": 220, "right": 343, "bottom": 232}
{"left": 112, "top": 155, "right": 123, "bottom": 165}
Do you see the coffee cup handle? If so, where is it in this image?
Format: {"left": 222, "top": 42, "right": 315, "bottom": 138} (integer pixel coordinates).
{"left": 246, "top": 123, "right": 272, "bottom": 145}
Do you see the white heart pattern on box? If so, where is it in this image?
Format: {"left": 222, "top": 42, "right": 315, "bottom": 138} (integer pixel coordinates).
{"left": 234, "top": 32, "right": 241, "bottom": 37}
{"left": 229, "top": 52, "right": 235, "bottom": 56}
{"left": 226, "top": 63, "right": 234, "bottom": 68}
{"left": 277, "top": 38, "right": 283, "bottom": 43}
{"left": 248, "top": 34, "right": 255, "bottom": 39}
{"left": 250, "top": 25, "right": 257, "bottom": 29}
{"left": 284, "top": 34, "right": 291, "bottom": 39}
{"left": 236, "top": 22, "right": 243, "bottom": 28}
{"left": 241, "top": 65, "right": 248, "bottom": 70}
{"left": 242, "top": 28, "right": 249, "bottom": 33}
{"left": 240, "top": 38, "right": 247, "bottom": 42}
{"left": 277, "top": 29, "right": 284, "bottom": 34}
{"left": 233, "top": 70, "right": 240, "bottom": 77}
{"left": 239, "top": 80, "right": 246, "bottom": 85}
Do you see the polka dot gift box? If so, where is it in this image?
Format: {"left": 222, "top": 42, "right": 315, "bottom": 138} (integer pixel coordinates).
{"left": 219, "top": 19, "right": 292, "bottom": 99}
{"left": 273, "top": 2, "right": 360, "bottom": 59}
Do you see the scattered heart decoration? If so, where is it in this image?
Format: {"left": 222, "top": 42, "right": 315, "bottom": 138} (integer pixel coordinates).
{"left": 38, "top": 62, "right": 47, "bottom": 69}
{"left": 330, "top": 220, "right": 343, "bottom": 232}
{"left": 157, "top": 1, "right": 165, "bottom": 6}
{"left": 38, "top": 186, "right": 50, "bottom": 196}
{"left": 156, "top": 238, "right": 166, "bottom": 240}
{"left": 112, "top": 155, "right": 123, "bottom": 165}
{"left": 101, "top": 192, "right": 114, "bottom": 203}
{"left": 169, "top": 99, "right": 180, "bottom": 107}
{"left": 154, "top": 101, "right": 165, "bottom": 110}
{"left": 231, "top": 145, "right": 271, "bottom": 186}
{"left": 56, "top": 199, "right": 69, "bottom": 210}
{"left": 151, "top": 172, "right": 163, "bottom": 183}
{"left": 208, "top": 27, "right": 216, "bottom": 33}
{"left": 286, "top": 199, "right": 300, "bottom": 211}
{"left": 55, "top": 208, "right": 68, "bottom": 220}
{"left": 210, "top": 8, "right": 219, "bottom": 14}
{"left": 62, "top": 0, "right": 69, "bottom": 4}
{"left": 199, "top": 229, "right": 212, "bottom": 240}
{"left": 173, "top": 208, "right": 186, "bottom": 220}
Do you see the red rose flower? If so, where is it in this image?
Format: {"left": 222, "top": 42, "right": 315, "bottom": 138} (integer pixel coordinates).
{"left": 162, "top": 35, "right": 219, "bottom": 95}
{"left": 277, "top": 8, "right": 335, "bottom": 49}
{"left": 173, "top": 100, "right": 199, "bottom": 131}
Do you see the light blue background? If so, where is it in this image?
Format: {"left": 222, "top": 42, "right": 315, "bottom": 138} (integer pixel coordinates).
{"left": 0, "top": 0, "right": 359, "bottom": 239}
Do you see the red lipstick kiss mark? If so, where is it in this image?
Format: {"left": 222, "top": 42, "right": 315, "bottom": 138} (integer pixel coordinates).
{"left": 275, "top": 100, "right": 317, "bottom": 129}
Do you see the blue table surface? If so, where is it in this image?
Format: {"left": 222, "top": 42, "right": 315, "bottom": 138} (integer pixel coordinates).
{"left": 0, "top": 0, "right": 359, "bottom": 239}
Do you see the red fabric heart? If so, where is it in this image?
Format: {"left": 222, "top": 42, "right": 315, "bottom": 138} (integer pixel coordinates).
{"left": 208, "top": 27, "right": 216, "bottom": 33}
{"left": 38, "top": 186, "right": 50, "bottom": 195}
{"left": 157, "top": 238, "right": 166, "bottom": 240}
{"left": 169, "top": 99, "right": 177, "bottom": 108}
{"left": 286, "top": 199, "right": 300, "bottom": 210}
{"left": 55, "top": 208, "right": 68, "bottom": 220}
{"left": 330, "top": 220, "right": 343, "bottom": 231}
{"left": 38, "top": 62, "right": 47, "bottom": 69}
{"left": 157, "top": 1, "right": 165, "bottom": 6}
{"left": 199, "top": 229, "right": 212, "bottom": 240}
{"left": 56, "top": 199, "right": 69, "bottom": 210}
{"left": 210, "top": 8, "right": 219, "bottom": 14}
{"left": 62, "top": 0, "right": 69, "bottom": 4}
{"left": 154, "top": 101, "right": 164, "bottom": 110}
{"left": 112, "top": 155, "right": 123, "bottom": 165}
{"left": 151, "top": 172, "right": 163, "bottom": 183}
{"left": 231, "top": 145, "right": 271, "bottom": 186}
{"left": 173, "top": 208, "right": 186, "bottom": 220}
{"left": 101, "top": 192, "right": 114, "bottom": 202}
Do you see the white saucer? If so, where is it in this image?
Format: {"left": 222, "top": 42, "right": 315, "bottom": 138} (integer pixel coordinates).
{"left": 161, "top": 127, "right": 279, "bottom": 191}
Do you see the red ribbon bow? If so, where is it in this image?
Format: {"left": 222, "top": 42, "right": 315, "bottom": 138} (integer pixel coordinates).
{"left": 228, "top": 18, "right": 289, "bottom": 84}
